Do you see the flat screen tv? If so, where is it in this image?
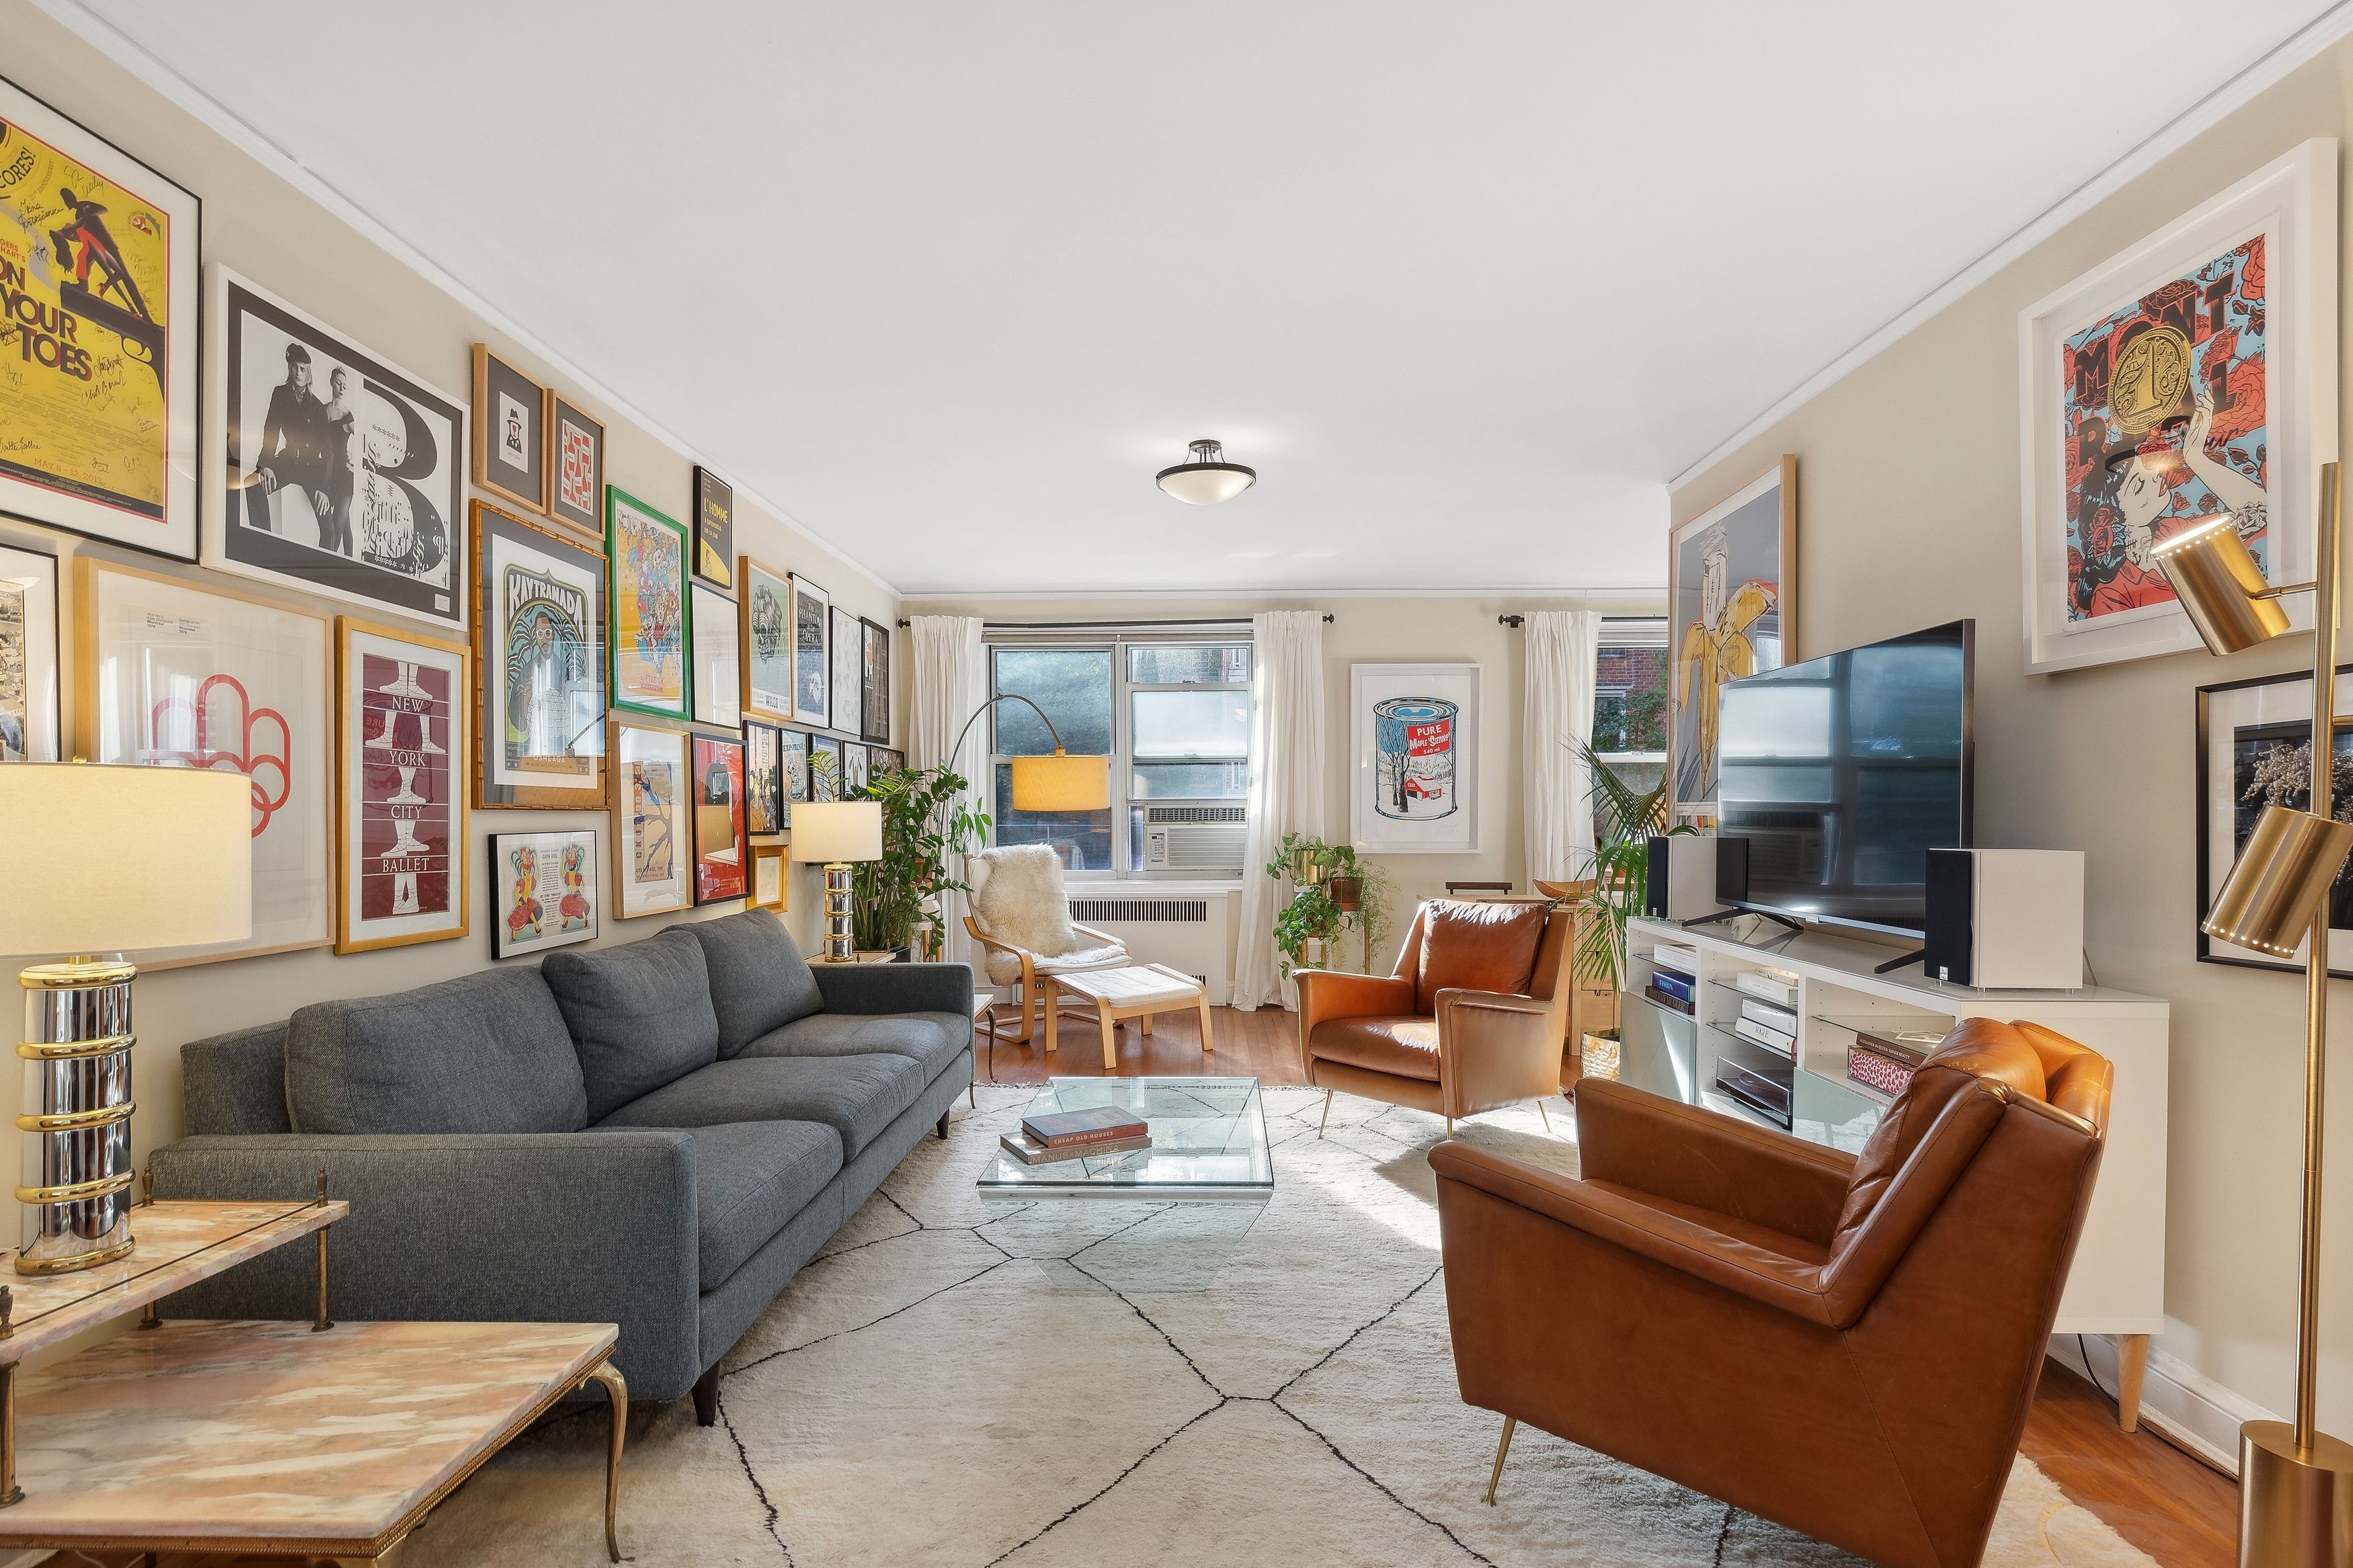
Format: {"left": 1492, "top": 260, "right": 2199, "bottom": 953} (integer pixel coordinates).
{"left": 1714, "top": 619, "right": 1974, "bottom": 936}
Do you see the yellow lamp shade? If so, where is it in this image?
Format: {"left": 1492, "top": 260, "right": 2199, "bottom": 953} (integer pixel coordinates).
{"left": 1010, "top": 751, "right": 1110, "bottom": 813}
{"left": 2150, "top": 513, "right": 2293, "bottom": 655}
{"left": 788, "top": 800, "right": 883, "bottom": 864}
{"left": 2203, "top": 803, "right": 2353, "bottom": 957}
{"left": 0, "top": 763, "right": 253, "bottom": 956}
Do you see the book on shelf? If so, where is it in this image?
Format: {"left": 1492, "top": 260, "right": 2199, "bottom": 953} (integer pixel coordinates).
{"left": 1020, "top": 1104, "right": 1150, "bottom": 1150}
{"left": 1649, "top": 942, "right": 1701, "bottom": 976}
{"left": 1732, "top": 967, "right": 1800, "bottom": 1007}
{"left": 1738, "top": 995, "right": 1797, "bottom": 1032}
{"left": 1648, "top": 968, "right": 1696, "bottom": 1004}
{"left": 1852, "top": 1028, "right": 1944, "bottom": 1065}
{"left": 1642, "top": 983, "right": 1694, "bottom": 1016}
{"left": 1000, "top": 1130, "right": 1155, "bottom": 1166}
{"left": 1734, "top": 1016, "right": 1796, "bottom": 1056}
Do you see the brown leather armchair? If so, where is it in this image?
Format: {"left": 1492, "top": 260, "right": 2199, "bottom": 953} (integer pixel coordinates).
{"left": 1294, "top": 899, "right": 1575, "bottom": 1135}
{"left": 1431, "top": 1018, "right": 2112, "bottom": 1568}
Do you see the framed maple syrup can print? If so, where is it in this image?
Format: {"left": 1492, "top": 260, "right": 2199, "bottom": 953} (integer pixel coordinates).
{"left": 335, "top": 618, "right": 470, "bottom": 953}
{"left": 546, "top": 394, "right": 605, "bottom": 538}
{"left": 472, "top": 345, "right": 550, "bottom": 515}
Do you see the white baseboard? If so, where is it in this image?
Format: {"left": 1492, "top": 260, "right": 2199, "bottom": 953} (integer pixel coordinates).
{"left": 2047, "top": 1333, "right": 2276, "bottom": 1476}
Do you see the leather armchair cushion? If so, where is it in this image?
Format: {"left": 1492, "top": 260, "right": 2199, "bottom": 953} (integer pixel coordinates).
{"left": 1308, "top": 1016, "right": 1442, "bottom": 1081}
{"left": 1416, "top": 900, "right": 1548, "bottom": 1012}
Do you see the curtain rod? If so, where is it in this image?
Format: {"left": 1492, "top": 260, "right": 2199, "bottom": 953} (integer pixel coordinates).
{"left": 1499, "top": 613, "right": 1668, "bottom": 628}
{"left": 895, "top": 614, "right": 1332, "bottom": 629}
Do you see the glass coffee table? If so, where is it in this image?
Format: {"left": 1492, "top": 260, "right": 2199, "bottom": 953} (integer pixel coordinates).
{"left": 977, "top": 1077, "right": 1273, "bottom": 1292}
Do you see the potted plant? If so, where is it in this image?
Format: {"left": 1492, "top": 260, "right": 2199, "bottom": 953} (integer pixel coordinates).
{"left": 1568, "top": 741, "right": 1684, "bottom": 1079}
{"left": 1264, "top": 833, "right": 1392, "bottom": 978}
{"left": 846, "top": 761, "right": 990, "bottom": 960}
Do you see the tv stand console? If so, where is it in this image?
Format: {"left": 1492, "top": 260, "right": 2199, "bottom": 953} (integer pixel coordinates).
{"left": 1621, "top": 914, "right": 2169, "bottom": 1432}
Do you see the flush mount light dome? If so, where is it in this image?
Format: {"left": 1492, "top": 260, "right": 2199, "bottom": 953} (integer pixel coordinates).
{"left": 1156, "top": 438, "right": 1256, "bottom": 505}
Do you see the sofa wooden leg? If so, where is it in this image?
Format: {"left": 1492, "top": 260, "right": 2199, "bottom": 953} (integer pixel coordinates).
{"left": 936, "top": 1110, "right": 951, "bottom": 1140}
{"left": 692, "top": 1363, "right": 719, "bottom": 1427}
{"left": 1484, "top": 1415, "right": 1517, "bottom": 1505}
{"left": 2116, "top": 1333, "right": 2149, "bottom": 1432}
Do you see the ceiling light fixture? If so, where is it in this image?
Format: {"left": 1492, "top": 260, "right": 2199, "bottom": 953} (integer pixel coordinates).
{"left": 1156, "top": 438, "right": 1256, "bottom": 505}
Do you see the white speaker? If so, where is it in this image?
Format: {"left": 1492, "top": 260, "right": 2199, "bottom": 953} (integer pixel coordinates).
{"left": 1921, "top": 849, "right": 2085, "bottom": 989}
{"left": 1645, "top": 835, "right": 1730, "bottom": 922}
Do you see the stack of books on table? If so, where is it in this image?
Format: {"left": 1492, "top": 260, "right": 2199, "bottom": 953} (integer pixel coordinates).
{"left": 1000, "top": 1105, "right": 1154, "bottom": 1165}
{"left": 1644, "top": 944, "right": 1699, "bottom": 1016}
{"left": 1732, "top": 995, "right": 1798, "bottom": 1058}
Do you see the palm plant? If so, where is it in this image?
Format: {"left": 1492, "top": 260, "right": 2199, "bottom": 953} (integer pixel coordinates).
{"left": 1570, "top": 741, "right": 1683, "bottom": 999}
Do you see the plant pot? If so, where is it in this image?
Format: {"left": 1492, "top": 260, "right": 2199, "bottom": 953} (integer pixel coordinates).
{"left": 1580, "top": 1030, "right": 1622, "bottom": 1083}
{"left": 1328, "top": 875, "right": 1362, "bottom": 913}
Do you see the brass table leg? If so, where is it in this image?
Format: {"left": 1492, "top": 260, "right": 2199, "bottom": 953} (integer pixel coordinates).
{"left": 0, "top": 1360, "right": 21, "bottom": 1507}
{"left": 313, "top": 1228, "right": 333, "bottom": 1332}
{"left": 1484, "top": 1415, "right": 1517, "bottom": 1505}
{"left": 584, "top": 1358, "right": 628, "bottom": 1563}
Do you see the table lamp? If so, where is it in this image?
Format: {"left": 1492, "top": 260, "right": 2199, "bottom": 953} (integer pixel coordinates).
{"left": 2151, "top": 464, "right": 2353, "bottom": 1566}
{"left": 790, "top": 800, "right": 882, "bottom": 962}
{"left": 0, "top": 764, "right": 251, "bottom": 1275}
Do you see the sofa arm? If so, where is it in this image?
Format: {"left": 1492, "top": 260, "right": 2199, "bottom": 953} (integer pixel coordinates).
{"left": 1573, "top": 1078, "right": 1856, "bottom": 1248}
{"left": 1433, "top": 987, "right": 1563, "bottom": 1118}
{"left": 149, "top": 1130, "right": 704, "bottom": 1401}
{"left": 813, "top": 960, "right": 974, "bottom": 1016}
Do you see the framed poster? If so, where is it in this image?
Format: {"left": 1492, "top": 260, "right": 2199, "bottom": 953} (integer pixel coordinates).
{"left": 693, "top": 468, "right": 735, "bottom": 589}
{"left": 77, "top": 559, "right": 329, "bottom": 966}
{"left": 2020, "top": 138, "right": 2338, "bottom": 675}
{"left": 751, "top": 842, "right": 788, "bottom": 912}
{"left": 606, "top": 486, "right": 688, "bottom": 720}
{"left": 791, "top": 573, "right": 830, "bottom": 727}
{"left": 830, "top": 604, "right": 862, "bottom": 733}
{"left": 781, "top": 725, "right": 809, "bottom": 807}
{"left": 472, "top": 345, "right": 549, "bottom": 515}
{"left": 546, "top": 395, "right": 605, "bottom": 538}
{"left": 809, "top": 732, "right": 842, "bottom": 800}
{"left": 473, "top": 501, "right": 606, "bottom": 809}
{"left": 842, "top": 740, "right": 869, "bottom": 795}
{"left": 692, "top": 731, "right": 747, "bottom": 905}
{"left": 872, "top": 746, "right": 904, "bottom": 774}
{"left": 611, "top": 719, "right": 689, "bottom": 918}
{"left": 745, "top": 719, "right": 785, "bottom": 835}
{"left": 861, "top": 617, "right": 891, "bottom": 743}
{"left": 2196, "top": 663, "right": 2353, "bottom": 977}
{"left": 487, "top": 828, "right": 598, "bottom": 959}
{"left": 204, "top": 265, "right": 467, "bottom": 630}
{"left": 335, "top": 618, "right": 469, "bottom": 954}
{"left": 0, "top": 540, "right": 61, "bottom": 761}
{"left": 740, "top": 555, "right": 793, "bottom": 719}
{"left": 1669, "top": 458, "right": 1794, "bottom": 821}
{"left": 691, "top": 583, "right": 743, "bottom": 727}
{"left": 0, "top": 77, "right": 199, "bottom": 559}
{"left": 1348, "top": 663, "right": 1480, "bottom": 854}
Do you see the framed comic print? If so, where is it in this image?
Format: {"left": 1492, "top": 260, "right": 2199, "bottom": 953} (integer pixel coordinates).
{"left": 2196, "top": 663, "right": 2353, "bottom": 978}
{"left": 1348, "top": 663, "right": 1481, "bottom": 854}
{"left": 744, "top": 719, "right": 785, "bottom": 836}
{"left": 546, "top": 395, "right": 605, "bottom": 538}
{"left": 606, "top": 485, "right": 688, "bottom": 720}
{"left": 1669, "top": 458, "right": 1794, "bottom": 823}
{"left": 204, "top": 265, "right": 467, "bottom": 629}
{"left": 861, "top": 616, "right": 891, "bottom": 743}
{"left": 472, "top": 345, "right": 549, "bottom": 515}
{"left": 809, "top": 731, "right": 842, "bottom": 801}
{"left": 791, "top": 573, "right": 830, "bottom": 727}
{"left": 611, "top": 719, "right": 690, "bottom": 917}
{"left": 751, "top": 841, "right": 788, "bottom": 912}
{"left": 0, "top": 540, "right": 61, "bottom": 761}
{"left": 335, "top": 618, "right": 469, "bottom": 954}
{"left": 2021, "top": 139, "right": 2338, "bottom": 675}
{"left": 740, "top": 555, "right": 794, "bottom": 719}
{"left": 693, "top": 467, "right": 735, "bottom": 589}
{"left": 77, "top": 559, "right": 330, "bottom": 966}
{"left": 691, "top": 582, "right": 743, "bottom": 727}
{"left": 830, "top": 604, "right": 862, "bottom": 733}
{"left": 781, "top": 725, "right": 809, "bottom": 807}
{"left": 0, "top": 76, "right": 199, "bottom": 559}
{"left": 487, "top": 828, "right": 598, "bottom": 960}
{"left": 692, "top": 731, "right": 747, "bottom": 905}
{"left": 473, "top": 501, "right": 606, "bottom": 809}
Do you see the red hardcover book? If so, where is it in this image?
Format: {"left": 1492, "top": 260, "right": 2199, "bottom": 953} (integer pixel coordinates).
{"left": 1021, "top": 1104, "right": 1150, "bottom": 1149}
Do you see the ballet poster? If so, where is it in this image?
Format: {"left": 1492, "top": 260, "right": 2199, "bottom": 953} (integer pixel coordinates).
{"left": 335, "top": 617, "right": 471, "bottom": 952}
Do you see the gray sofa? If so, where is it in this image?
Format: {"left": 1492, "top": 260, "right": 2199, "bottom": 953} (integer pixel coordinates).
{"left": 150, "top": 908, "right": 973, "bottom": 1424}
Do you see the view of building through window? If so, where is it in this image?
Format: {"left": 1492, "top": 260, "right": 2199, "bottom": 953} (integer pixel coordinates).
{"left": 1593, "top": 618, "right": 1667, "bottom": 842}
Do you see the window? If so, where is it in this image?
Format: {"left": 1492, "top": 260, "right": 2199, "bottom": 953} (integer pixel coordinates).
{"left": 987, "top": 636, "right": 1252, "bottom": 878}
{"left": 1592, "top": 618, "right": 1667, "bottom": 843}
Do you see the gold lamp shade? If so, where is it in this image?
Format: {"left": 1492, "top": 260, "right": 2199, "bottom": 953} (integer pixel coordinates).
{"left": 2149, "top": 513, "right": 2293, "bottom": 655}
{"left": 1009, "top": 751, "right": 1110, "bottom": 812}
{"left": 2203, "top": 803, "right": 2353, "bottom": 957}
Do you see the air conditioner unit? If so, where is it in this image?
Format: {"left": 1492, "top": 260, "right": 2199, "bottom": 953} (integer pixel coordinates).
{"left": 1142, "top": 804, "right": 1246, "bottom": 873}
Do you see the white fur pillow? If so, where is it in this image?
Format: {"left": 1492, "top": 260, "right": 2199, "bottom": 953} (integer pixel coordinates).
{"left": 970, "top": 844, "right": 1080, "bottom": 984}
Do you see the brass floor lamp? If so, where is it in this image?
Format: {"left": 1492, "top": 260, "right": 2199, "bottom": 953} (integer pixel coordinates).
{"left": 2151, "top": 462, "right": 2353, "bottom": 1565}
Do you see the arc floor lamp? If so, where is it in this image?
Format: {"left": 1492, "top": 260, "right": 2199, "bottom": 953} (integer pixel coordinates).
{"left": 2151, "top": 461, "right": 2353, "bottom": 1566}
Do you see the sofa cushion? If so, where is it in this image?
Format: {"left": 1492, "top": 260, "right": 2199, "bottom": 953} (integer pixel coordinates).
{"left": 1416, "top": 900, "right": 1548, "bottom": 1012}
{"left": 182, "top": 1022, "right": 293, "bottom": 1136}
{"left": 680, "top": 1120, "right": 843, "bottom": 1290}
{"left": 741, "top": 1010, "right": 970, "bottom": 1083}
{"left": 1307, "top": 1016, "right": 1442, "bottom": 1082}
{"left": 687, "top": 908, "right": 826, "bottom": 1058}
{"left": 286, "top": 969, "right": 588, "bottom": 1135}
{"left": 596, "top": 1055, "right": 925, "bottom": 1160}
{"left": 543, "top": 929, "right": 721, "bottom": 1122}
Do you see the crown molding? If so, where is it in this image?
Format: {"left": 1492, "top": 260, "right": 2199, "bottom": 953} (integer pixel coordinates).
{"left": 896, "top": 583, "right": 1667, "bottom": 604}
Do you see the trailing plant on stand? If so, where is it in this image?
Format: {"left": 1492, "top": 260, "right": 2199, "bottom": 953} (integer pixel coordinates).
{"left": 846, "top": 763, "right": 990, "bottom": 958}
{"left": 1263, "top": 832, "right": 1393, "bottom": 978}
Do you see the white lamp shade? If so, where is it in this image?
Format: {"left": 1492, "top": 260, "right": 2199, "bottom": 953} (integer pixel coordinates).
{"left": 1156, "top": 464, "right": 1255, "bottom": 505}
{"left": 0, "top": 764, "right": 253, "bottom": 956}
{"left": 789, "top": 800, "right": 883, "bottom": 864}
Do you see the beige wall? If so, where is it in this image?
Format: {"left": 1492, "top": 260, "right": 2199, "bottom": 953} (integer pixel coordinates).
{"left": 2, "top": 5, "right": 900, "bottom": 1199}
{"left": 1672, "top": 42, "right": 2353, "bottom": 1424}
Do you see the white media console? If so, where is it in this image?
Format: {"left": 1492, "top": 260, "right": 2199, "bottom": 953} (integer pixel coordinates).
{"left": 1621, "top": 915, "right": 2169, "bottom": 1426}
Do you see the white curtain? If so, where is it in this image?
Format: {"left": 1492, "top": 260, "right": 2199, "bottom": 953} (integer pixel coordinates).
{"left": 1233, "top": 610, "right": 1327, "bottom": 1011}
{"left": 1523, "top": 609, "right": 1601, "bottom": 885}
{"left": 909, "top": 615, "right": 988, "bottom": 969}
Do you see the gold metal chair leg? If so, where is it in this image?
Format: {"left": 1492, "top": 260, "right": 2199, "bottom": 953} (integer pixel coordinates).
{"left": 586, "top": 1358, "right": 628, "bottom": 1563}
{"left": 1318, "top": 1088, "right": 1332, "bottom": 1137}
{"left": 1446, "top": 1116, "right": 1454, "bottom": 1137}
{"left": 1537, "top": 1100, "right": 1552, "bottom": 1133}
{"left": 1484, "top": 1415, "right": 1517, "bottom": 1505}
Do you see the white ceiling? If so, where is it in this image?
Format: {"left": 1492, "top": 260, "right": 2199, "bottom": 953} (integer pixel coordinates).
{"left": 60, "top": 1, "right": 2344, "bottom": 595}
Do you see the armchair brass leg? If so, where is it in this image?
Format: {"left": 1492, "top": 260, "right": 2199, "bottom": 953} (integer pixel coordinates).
{"left": 1445, "top": 1116, "right": 1454, "bottom": 1137}
{"left": 585, "top": 1358, "right": 628, "bottom": 1563}
{"left": 1537, "top": 1100, "right": 1552, "bottom": 1134}
{"left": 1484, "top": 1415, "right": 1517, "bottom": 1505}
{"left": 1318, "top": 1088, "right": 1332, "bottom": 1137}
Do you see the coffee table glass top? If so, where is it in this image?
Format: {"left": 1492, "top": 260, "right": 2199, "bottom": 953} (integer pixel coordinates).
{"left": 977, "top": 1076, "right": 1272, "bottom": 1199}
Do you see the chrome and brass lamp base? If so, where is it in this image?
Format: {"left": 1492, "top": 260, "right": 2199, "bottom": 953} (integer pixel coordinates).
{"left": 2241, "top": 1422, "right": 2353, "bottom": 1567}
{"left": 820, "top": 863, "right": 855, "bottom": 963}
{"left": 15, "top": 956, "right": 138, "bottom": 1276}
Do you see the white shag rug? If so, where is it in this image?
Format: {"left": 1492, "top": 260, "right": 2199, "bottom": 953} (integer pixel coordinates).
{"left": 403, "top": 1085, "right": 2156, "bottom": 1567}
